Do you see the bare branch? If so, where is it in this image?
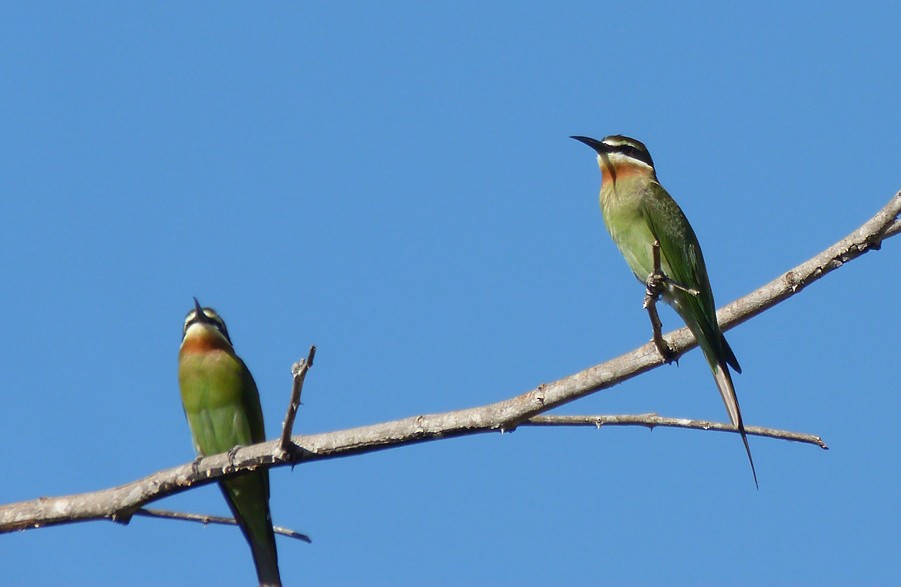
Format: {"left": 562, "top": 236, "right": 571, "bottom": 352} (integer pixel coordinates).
{"left": 715, "top": 188, "right": 900, "bottom": 331}
{"left": 1, "top": 189, "right": 897, "bottom": 534}
{"left": 133, "top": 508, "right": 312, "bottom": 543}
{"left": 278, "top": 345, "right": 316, "bottom": 455}
{"left": 885, "top": 217, "right": 901, "bottom": 238}
{"left": 525, "top": 414, "right": 828, "bottom": 449}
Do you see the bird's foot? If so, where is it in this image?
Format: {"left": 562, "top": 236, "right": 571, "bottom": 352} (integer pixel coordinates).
{"left": 665, "top": 277, "right": 700, "bottom": 297}
{"left": 644, "top": 271, "right": 668, "bottom": 303}
{"left": 190, "top": 456, "right": 203, "bottom": 476}
{"left": 643, "top": 273, "right": 677, "bottom": 365}
{"left": 226, "top": 445, "right": 242, "bottom": 468}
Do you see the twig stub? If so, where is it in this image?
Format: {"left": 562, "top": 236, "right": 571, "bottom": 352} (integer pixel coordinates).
{"left": 279, "top": 345, "right": 317, "bottom": 455}
{"left": 644, "top": 240, "right": 678, "bottom": 364}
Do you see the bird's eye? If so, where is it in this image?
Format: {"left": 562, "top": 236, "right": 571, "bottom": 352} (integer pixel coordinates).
{"left": 620, "top": 145, "right": 652, "bottom": 167}
{"left": 205, "top": 312, "right": 231, "bottom": 343}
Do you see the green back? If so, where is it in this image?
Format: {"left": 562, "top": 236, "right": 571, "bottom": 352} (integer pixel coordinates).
{"left": 602, "top": 177, "right": 740, "bottom": 373}
{"left": 641, "top": 181, "right": 741, "bottom": 373}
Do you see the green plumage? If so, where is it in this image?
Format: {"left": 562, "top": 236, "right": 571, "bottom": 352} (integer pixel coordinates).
{"left": 179, "top": 302, "right": 282, "bottom": 586}
{"left": 602, "top": 175, "right": 741, "bottom": 376}
{"left": 573, "top": 134, "right": 758, "bottom": 487}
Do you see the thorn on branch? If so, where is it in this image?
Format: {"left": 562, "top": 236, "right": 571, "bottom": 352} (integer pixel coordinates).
{"left": 3, "top": 190, "right": 895, "bottom": 536}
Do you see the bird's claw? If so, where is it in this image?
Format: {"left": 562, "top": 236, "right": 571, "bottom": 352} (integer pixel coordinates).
{"left": 643, "top": 270, "right": 677, "bottom": 364}
{"left": 644, "top": 271, "right": 668, "bottom": 302}
{"left": 226, "top": 446, "right": 241, "bottom": 467}
{"left": 645, "top": 264, "right": 700, "bottom": 300}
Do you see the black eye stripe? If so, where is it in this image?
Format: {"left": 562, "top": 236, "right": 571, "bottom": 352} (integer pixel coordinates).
{"left": 214, "top": 320, "right": 232, "bottom": 344}
{"left": 608, "top": 143, "right": 654, "bottom": 168}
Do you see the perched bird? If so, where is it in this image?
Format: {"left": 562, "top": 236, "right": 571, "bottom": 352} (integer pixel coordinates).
{"left": 178, "top": 298, "right": 282, "bottom": 586}
{"left": 571, "top": 134, "right": 757, "bottom": 487}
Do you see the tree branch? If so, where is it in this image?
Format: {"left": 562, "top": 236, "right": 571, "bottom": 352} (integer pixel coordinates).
{"left": 1, "top": 189, "right": 898, "bottom": 534}
{"left": 716, "top": 189, "right": 900, "bottom": 331}
{"left": 643, "top": 240, "right": 678, "bottom": 362}
{"left": 882, "top": 217, "right": 900, "bottom": 238}
{"left": 133, "top": 508, "right": 312, "bottom": 543}
{"left": 278, "top": 345, "right": 316, "bottom": 455}
{"left": 524, "top": 414, "right": 828, "bottom": 448}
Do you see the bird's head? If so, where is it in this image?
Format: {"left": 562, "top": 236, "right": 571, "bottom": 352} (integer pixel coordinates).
{"left": 571, "top": 134, "right": 656, "bottom": 183}
{"left": 181, "top": 297, "right": 233, "bottom": 350}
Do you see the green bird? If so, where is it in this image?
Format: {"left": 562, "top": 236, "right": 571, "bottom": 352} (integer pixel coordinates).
{"left": 571, "top": 134, "right": 757, "bottom": 487}
{"left": 179, "top": 298, "right": 282, "bottom": 586}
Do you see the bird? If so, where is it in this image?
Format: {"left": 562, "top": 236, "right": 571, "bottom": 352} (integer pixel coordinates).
{"left": 571, "top": 134, "right": 757, "bottom": 487}
{"left": 178, "top": 298, "right": 282, "bottom": 586}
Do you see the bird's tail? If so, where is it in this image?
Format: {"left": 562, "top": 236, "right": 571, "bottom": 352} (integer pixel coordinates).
{"left": 220, "top": 473, "right": 282, "bottom": 587}
{"left": 707, "top": 349, "right": 758, "bottom": 489}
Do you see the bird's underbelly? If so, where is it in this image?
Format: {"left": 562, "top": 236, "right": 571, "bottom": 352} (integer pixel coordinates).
{"left": 179, "top": 352, "right": 244, "bottom": 402}
{"left": 188, "top": 403, "right": 253, "bottom": 456}
{"left": 606, "top": 220, "right": 659, "bottom": 283}
{"left": 179, "top": 368, "right": 253, "bottom": 455}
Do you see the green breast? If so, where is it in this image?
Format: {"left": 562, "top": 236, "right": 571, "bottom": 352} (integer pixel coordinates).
{"left": 601, "top": 179, "right": 658, "bottom": 281}
{"left": 178, "top": 350, "right": 257, "bottom": 456}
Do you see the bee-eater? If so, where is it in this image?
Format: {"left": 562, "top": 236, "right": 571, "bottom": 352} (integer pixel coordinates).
{"left": 178, "top": 298, "right": 282, "bottom": 586}
{"left": 571, "top": 134, "right": 757, "bottom": 487}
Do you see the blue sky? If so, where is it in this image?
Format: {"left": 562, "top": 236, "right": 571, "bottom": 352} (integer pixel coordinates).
{"left": 2, "top": 3, "right": 899, "bottom": 585}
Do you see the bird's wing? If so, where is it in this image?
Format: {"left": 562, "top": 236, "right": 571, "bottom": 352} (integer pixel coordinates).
{"left": 640, "top": 182, "right": 741, "bottom": 372}
{"left": 237, "top": 356, "right": 268, "bottom": 445}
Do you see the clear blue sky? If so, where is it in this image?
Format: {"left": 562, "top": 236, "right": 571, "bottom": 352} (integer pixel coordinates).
{"left": 3, "top": 3, "right": 899, "bottom": 586}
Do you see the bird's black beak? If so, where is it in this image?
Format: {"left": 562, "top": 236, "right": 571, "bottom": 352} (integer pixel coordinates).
{"left": 192, "top": 297, "right": 208, "bottom": 322}
{"left": 570, "top": 135, "right": 609, "bottom": 154}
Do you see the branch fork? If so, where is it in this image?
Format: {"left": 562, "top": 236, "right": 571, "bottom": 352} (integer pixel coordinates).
{"left": 1, "top": 188, "right": 898, "bottom": 536}
{"left": 642, "top": 239, "right": 696, "bottom": 364}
